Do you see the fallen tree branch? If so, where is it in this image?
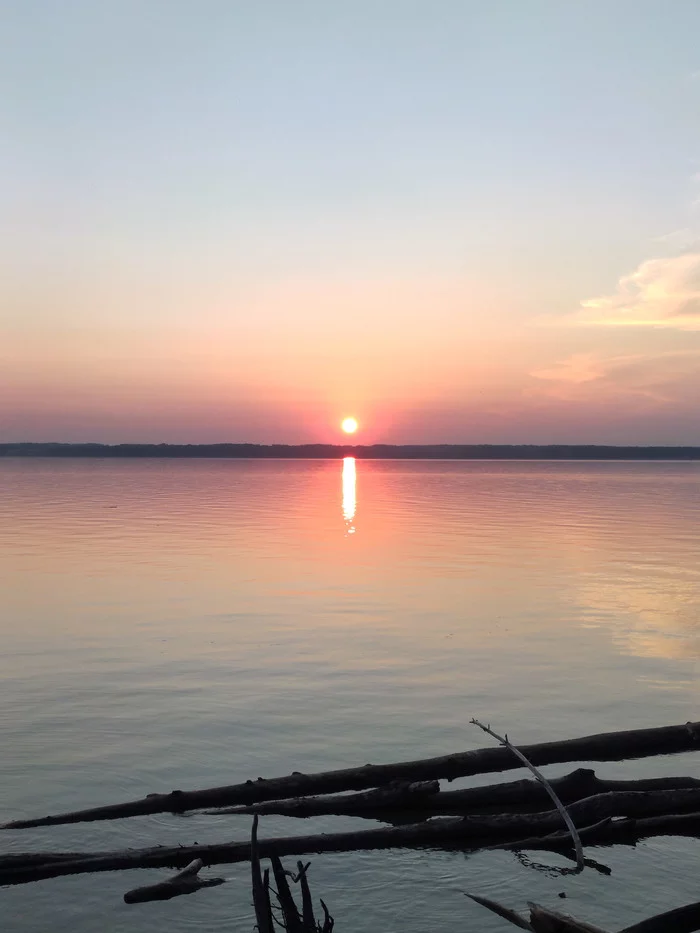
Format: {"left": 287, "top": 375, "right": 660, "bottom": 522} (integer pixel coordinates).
{"left": 468, "top": 893, "right": 700, "bottom": 933}
{"left": 297, "top": 861, "right": 315, "bottom": 929}
{"left": 528, "top": 903, "right": 609, "bottom": 932}
{"left": 207, "top": 780, "right": 440, "bottom": 819}
{"left": 465, "top": 892, "right": 534, "bottom": 930}
{"left": 7, "top": 799, "right": 700, "bottom": 887}
{"left": 250, "top": 815, "right": 272, "bottom": 933}
{"left": 205, "top": 769, "right": 700, "bottom": 821}
{"left": 621, "top": 900, "right": 700, "bottom": 933}
{"left": 467, "top": 894, "right": 610, "bottom": 932}
{"left": 484, "top": 817, "right": 614, "bottom": 854}
{"left": 4, "top": 720, "right": 700, "bottom": 829}
{"left": 471, "top": 719, "right": 584, "bottom": 871}
{"left": 122, "top": 858, "right": 225, "bottom": 904}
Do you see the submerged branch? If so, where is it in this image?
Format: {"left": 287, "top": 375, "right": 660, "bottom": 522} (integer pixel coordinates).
{"left": 468, "top": 893, "right": 700, "bottom": 933}
{"left": 206, "top": 769, "right": 700, "bottom": 821}
{"left": 122, "top": 858, "right": 225, "bottom": 904}
{"left": 7, "top": 795, "right": 700, "bottom": 887}
{"left": 4, "top": 720, "right": 700, "bottom": 830}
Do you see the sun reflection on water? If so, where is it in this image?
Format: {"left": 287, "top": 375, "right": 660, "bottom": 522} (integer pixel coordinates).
{"left": 342, "top": 457, "right": 356, "bottom": 532}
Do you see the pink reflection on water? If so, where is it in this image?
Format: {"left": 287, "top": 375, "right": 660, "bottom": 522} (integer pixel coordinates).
{"left": 342, "top": 457, "right": 356, "bottom": 533}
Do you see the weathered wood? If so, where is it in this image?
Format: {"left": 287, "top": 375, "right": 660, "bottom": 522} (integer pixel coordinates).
{"left": 123, "top": 858, "right": 225, "bottom": 904}
{"left": 209, "top": 779, "right": 441, "bottom": 819}
{"left": 297, "top": 861, "right": 315, "bottom": 930}
{"left": 208, "top": 769, "right": 700, "bottom": 820}
{"left": 621, "top": 900, "right": 700, "bottom": 933}
{"left": 271, "top": 854, "right": 303, "bottom": 933}
{"left": 250, "top": 815, "right": 272, "bottom": 933}
{"left": 466, "top": 896, "right": 610, "bottom": 932}
{"left": 5, "top": 721, "right": 700, "bottom": 829}
{"left": 465, "top": 892, "right": 534, "bottom": 930}
{"left": 484, "top": 818, "right": 614, "bottom": 854}
{"left": 7, "top": 797, "right": 700, "bottom": 887}
{"left": 528, "top": 904, "right": 609, "bottom": 933}
{"left": 468, "top": 893, "right": 700, "bottom": 933}
{"left": 471, "top": 719, "right": 584, "bottom": 871}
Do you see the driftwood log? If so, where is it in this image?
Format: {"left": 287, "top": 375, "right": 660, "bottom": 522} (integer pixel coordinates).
{"left": 208, "top": 769, "right": 700, "bottom": 820}
{"left": 469, "top": 893, "right": 700, "bottom": 933}
{"left": 250, "top": 817, "right": 334, "bottom": 933}
{"left": 122, "top": 858, "right": 225, "bottom": 904}
{"left": 7, "top": 793, "right": 700, "bottom": 887}
{"left": 4, "top": 721, "right": 700, "bottom": 829}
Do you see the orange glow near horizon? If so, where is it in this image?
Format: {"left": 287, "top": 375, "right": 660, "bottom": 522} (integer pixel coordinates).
{"left": 341, "top": 417, "right": 358, "bottom": 434}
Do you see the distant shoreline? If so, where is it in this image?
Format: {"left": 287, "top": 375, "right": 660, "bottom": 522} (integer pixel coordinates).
{"left": 1, "top": 443, "right": 699, "bottom": 460}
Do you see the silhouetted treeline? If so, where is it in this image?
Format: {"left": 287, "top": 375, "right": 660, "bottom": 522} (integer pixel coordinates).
{"left": 1, "top": 442, "right": 699, "bottom": 460}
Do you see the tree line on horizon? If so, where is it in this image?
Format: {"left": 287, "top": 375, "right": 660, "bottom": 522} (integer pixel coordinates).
{"left": 1, "top": 442, "right": 699, "bottom": 459}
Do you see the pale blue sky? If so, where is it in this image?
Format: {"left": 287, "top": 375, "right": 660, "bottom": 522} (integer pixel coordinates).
{"left": 2, "top": 2, "right": 699, "bottom": 443}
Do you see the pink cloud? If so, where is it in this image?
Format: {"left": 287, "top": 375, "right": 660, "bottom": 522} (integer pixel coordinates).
{"left": 572, "top": 249, "right": 700, "bottom": 329}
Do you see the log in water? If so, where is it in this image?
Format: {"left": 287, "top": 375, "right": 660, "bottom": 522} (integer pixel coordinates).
{"left": 7, "top": 793, "right": 700, "bottom": 887}
{"left": 4, "top": 720, "right": 700, "bottom": 829}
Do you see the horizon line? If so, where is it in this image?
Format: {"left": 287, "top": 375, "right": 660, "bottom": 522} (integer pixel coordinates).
{"left": 1, "top": 441, "right": 699, "bottom": 462}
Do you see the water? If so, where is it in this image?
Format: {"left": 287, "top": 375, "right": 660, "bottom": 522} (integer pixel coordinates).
{"left": 1, "top": 458, "right": 699, "bottom": 932}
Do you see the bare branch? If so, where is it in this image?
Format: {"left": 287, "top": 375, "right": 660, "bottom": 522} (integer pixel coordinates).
{"left": 251, "top": 816, "right": 272, "bottom": 933}
{"left": 465, "top": 892, "right": 534, "bottom": 929}
{"left": 621, "top": 899, "right": 700, "bottom": 933}
{"left": 472, "top": 719, "right": 585, "bottom": 872}
{"left": 123, "top": 858, "right": 225, "bottom": 904}
{"left": 528, "top": 903, "right": 609, "bottom": 932}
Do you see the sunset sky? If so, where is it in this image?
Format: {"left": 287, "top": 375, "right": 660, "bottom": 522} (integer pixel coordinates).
{"left": 2, "top": 1, "right": 699, "bottom": 445}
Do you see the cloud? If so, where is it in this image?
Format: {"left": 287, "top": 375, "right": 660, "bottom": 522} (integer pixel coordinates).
{"left": 571, "top": 248, "right": 700, "bottom": 329}
{"left": 651, "top": 228, "right": 696, "bottom": 251}
{"left": 529, "top": 350, "right": 700, "bottom": 406}
{"left": 530, "top": 353, "right": 606, "bottom": 384}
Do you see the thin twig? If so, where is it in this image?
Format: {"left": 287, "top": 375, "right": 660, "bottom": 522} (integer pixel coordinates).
{"left": 471, "top": 719, "right": 585, "bottom": 872}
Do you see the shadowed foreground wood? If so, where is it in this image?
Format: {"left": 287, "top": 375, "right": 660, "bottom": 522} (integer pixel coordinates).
{"left": 122, "top": 858, "right": 225, "bottom": 904}
{"left": 250, "top": 818, "right": 334, "bottom": 933}
{"left": 7, "top": 798, "right": 700, "bottom": 887}
{"left": 4, "top": 721, "right": 700, "bottom": 829}
{"left": 469, "top": 893, "right": 700, "bottom": 933}
{"left": 209, "top": 769, "right": 700, "bottom": 820}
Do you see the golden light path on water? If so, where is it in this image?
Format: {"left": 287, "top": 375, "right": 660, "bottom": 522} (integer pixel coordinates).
{"left": 342, "top": 456, "right": 356, "bottom": 531}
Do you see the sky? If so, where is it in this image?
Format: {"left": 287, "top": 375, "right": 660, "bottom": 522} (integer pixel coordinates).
{"left": 2, "top": 1, "right": 699, "bottom": 445}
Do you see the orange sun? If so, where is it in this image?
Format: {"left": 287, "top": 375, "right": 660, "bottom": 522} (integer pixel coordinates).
{"left": 341, "top": 417, "right": 358, "bottom": 434}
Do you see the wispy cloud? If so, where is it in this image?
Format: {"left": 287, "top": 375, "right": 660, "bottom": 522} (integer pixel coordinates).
{"left": 530, "top": 353, "right": 606, "bottom": 384}
{"left": 529, "top": 350, "right": 700, "bottom": 405}
{"left": 569, "top": 248, "right": 700, "bottom": 329}
{"left": 651, "top": 228, "right": 696, "bottom": 250}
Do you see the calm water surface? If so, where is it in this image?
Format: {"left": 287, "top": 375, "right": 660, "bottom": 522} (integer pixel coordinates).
{"left": 1, "top": 458, "right": 700, "bottom": 931}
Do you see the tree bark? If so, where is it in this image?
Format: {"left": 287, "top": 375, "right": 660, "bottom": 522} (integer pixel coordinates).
{"left": 4, "top": 721, "right": 700, "bottom": 830}
{"left": 6, "top": 793, "right": 700, "bottom": 887}
{"left": 528, "top": 904, "right": 609, "bottom": 933}
{"left": 621, "top": 900, "right": 700, "bottom": 933}
{"left": 210, "top": 769, "right": 700, "bottom": 820}
{"left": 122, "top": 858, "right": 225, "bottom": 904}
{"left": 468, "top": 895, "right": 700, "bottom": 933}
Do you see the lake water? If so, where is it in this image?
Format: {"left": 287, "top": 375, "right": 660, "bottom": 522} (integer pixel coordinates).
{"left": 1, "top": 458, "right": 700, "bottom": 932}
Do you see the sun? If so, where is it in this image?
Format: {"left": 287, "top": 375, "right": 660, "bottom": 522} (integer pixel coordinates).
{"left": 341, "top": 417, "right": 358, "bottom": 434}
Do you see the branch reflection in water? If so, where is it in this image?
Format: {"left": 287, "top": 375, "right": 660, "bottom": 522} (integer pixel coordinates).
{"left": 342, "top": 456, "right": 356, "bottom": 534}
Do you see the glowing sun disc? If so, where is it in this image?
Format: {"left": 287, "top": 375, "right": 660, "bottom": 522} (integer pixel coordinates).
{"left": 341, "top": 417, "right": 358, "bottom": 434}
